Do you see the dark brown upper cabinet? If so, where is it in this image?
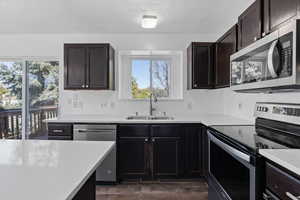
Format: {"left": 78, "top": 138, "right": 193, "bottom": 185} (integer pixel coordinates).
{"left": 187, "top": 42, "right": 215, "bottom": 89}
{"left": 238, "top": 0, "right": 262, "bottom": 50}
{"left": 64, "top": 44, "right": 115, "bottom": 90}
{"left": 215, "top": 25, "right": 238, "bottom": 88}
{"left": 263, "top": 0, "right": 300, "bottom": 36}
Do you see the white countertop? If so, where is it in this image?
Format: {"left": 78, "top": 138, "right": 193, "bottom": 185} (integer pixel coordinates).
{"left": 0, "top": 140, "right": 115, "bottom": 200}
{"left": 46, "top": 114, "right": 254, "bottom": 126}
{"left": 259, "top": 149, "right": 300, "bottom": 176}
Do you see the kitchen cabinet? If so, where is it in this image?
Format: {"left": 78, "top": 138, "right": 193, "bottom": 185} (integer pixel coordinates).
{"left": 184, "top": 125, "right": 203, "bottom": 178}
{"left": 118, "top": 125, "right": 150, "bottom": 180}
{"left": 215, "top": 25, "right": 238, "bottom": 88}
{"left": 263, "top": 0, "right": 299, "bottom": 35}
{"left": 151, "top": 125, "right": 184, "bottom": 178}
{"left": 118, "top": 124, "right": 201, "bottom": 180}
{"left": 47, "top": 123, "right": 73, "bottom": 140}
{"left": 238, "top": 0, "right": 262, "bottom": 50}
{"left": 187, "top": 42, "right": 215, "bottom": 89}
{"left": 64, "top": 44, "right": 115, "bottom": 90}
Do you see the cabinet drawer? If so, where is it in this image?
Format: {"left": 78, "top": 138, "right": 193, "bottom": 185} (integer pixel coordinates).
{"left": 118, "top": 125, "right": 150, "bottom": 137}
{"left": 266, "top": 163, "right": 300, "bottom": 200}
{"left": 48, "top": 123, "right": 73, "bottom": 137}
{"left": 151, "top": 125, "right": 182, "bottom": 138}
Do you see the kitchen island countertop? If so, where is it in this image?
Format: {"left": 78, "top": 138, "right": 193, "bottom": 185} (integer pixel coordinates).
{"left": 0, "top": 140, "right": 115, "bottom": 200}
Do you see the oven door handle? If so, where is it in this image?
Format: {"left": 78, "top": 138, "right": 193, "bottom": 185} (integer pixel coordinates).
{"left": 208, "top": 131, "right": 250, "bottom": 163}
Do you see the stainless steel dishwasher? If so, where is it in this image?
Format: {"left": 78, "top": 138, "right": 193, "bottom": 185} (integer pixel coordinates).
{"left": 73, "top": 124, "right": 117, "bottom": 183}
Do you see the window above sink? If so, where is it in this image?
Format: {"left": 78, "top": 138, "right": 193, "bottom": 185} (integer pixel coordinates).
{"left": 118, "top": 50, "right": 183, "bottom": 100}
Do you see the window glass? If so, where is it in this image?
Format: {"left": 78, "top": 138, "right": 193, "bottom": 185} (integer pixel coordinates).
{"left": 0, "top": 61, "right": 23, "bottom": 139}
{"left": 131, "top": 59, "right": 169, "bottom": 99}
{"left": 27, "top": 61, "right": 59, "bottom": 139}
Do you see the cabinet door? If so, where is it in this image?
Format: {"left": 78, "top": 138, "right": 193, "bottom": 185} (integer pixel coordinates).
{"left": 263, "top": 0, "right": 299, "bottom": 35}
{"left": 87, "top": 45, "right": 109, "bottom": 89}
{"left": 238, "top": 0, "right": 262, "bottom": 50}
{"left": 151, "top": 125, "right": 184, "bottom": 178}
{"left": 184, "top": 125, "right": 203, "bottom": 178}
{"left": 64, "top": 45, "right": 87, "bottom": 89}
{"left": 118, "top": 137, "right": 150, "bottom": 180}
{"left": 202, "top": 126, "right": 209, "bottom": 180}
{"left": 187, "top": 43, "right": 215, "bottom": 89}
{"left": 215, "top": 25, "right": 237, "bottom": 88}
{"left": 118, "top": 125, "right": 150, "bottom": 180}
{"left": 152, "top": 137, "right": 183, "bottom": 179}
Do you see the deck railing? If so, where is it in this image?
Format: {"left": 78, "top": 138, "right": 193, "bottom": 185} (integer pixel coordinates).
{"left": 0, "top": 106, "right": 57, "bottom": 139}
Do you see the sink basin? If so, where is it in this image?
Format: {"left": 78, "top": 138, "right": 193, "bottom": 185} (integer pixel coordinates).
{"left": 126, "top": 115, "right": 174, "bottom": 120}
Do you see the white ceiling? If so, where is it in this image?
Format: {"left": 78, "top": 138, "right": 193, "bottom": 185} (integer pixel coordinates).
{"left": 0, "top": 0, "right": 255, "bottom": 34}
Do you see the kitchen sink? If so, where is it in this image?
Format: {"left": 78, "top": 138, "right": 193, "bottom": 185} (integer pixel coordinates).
{"left": 126, "top": 115, "right": 174, "bottom": 120}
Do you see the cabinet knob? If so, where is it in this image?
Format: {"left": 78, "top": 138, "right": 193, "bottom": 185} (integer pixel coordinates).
{"left": 81, "top": 85, "right": 85, "bottom": 88}
{"left": 194, "top": 84, "right": 198, "bottom": 88}
{"left": 262, "top": 32, "right": 266, "bottom": 37}
{"left": 145, "top": 138, "right": 148, "bottom": 142}
{"left": 152, "top": 138, "right": 155, "bottom": 142}
{"left": 86, "top": 85, "right": 89, "bottom": 88}
{"left": 254, "top": 37, "right": 257, "bottom": 42}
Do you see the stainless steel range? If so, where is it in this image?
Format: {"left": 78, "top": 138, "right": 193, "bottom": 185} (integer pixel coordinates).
{"left": 207, "top": 102, "right": 300, "bottom": 200}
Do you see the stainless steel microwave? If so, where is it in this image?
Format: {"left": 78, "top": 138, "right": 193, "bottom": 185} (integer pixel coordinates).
{"left": 230, "top": 19, "right": 300, "bottom": 93}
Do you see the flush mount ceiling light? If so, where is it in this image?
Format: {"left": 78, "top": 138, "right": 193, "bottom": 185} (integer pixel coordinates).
{"left": 141, "top": 15, "right": 158, "bottom": 29}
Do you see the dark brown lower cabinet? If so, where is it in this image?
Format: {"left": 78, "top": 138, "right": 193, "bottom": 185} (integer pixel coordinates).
{"left": 152, "top": 137, "right": 184, "bottom": 179}
{"left": 118, "top": 124, "right": 203, "bottom": 181}
{"left": 118, "top": 137, "right": 150, "bottom": 180}
{"left": 184, "top": 125, "right": 203, "bottom": 178}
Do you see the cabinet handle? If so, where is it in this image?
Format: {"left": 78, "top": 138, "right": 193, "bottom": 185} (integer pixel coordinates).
{"left": 286, "top": 192, "right": 300, "bottom": 200}
{"left": 52, "top": 129, "right": 63, "bottom": 133}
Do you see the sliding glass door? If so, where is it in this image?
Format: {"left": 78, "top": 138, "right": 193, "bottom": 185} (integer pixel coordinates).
{"left": 27, "top": 61, "right": 59, "bottom": 139}
{"left": 0, "top": 59, "right": 59, "bottom": 140}
{"left": 0, "top": 61, "right": 23, "bottom": 139}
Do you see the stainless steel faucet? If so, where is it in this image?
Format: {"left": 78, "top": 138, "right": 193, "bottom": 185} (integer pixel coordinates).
{"left": 149, "top": 93, "right": 157, "bottom": 116}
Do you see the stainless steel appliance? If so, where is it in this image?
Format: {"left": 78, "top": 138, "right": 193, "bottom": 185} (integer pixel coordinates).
{"left": 73, "top": 124, "right": 117, "bottom": 183}
{"left": 208, "top": 102, "right": 300, "bottom": 200}
{"left": 230, "top": 19, "right": 300, "bottom": 93}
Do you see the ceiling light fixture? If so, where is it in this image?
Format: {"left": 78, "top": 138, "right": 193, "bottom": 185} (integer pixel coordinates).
{"left": 141, "top": 15, "right": 158, "bottom": 29}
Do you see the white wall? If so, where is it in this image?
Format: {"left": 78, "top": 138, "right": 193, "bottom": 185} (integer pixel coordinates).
{"left": 1, "top": 33, "right": 299, "bottom": 120}
{"left": 0, "top": 33, "right": 224, "bottom": 118}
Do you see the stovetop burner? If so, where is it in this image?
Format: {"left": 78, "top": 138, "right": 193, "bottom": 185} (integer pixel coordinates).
{"left": 210, "top": 103, "right": 300, "bottom": 154}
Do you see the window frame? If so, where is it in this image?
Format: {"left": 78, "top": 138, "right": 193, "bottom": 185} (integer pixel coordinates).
{"left": 118, "top": 51, "right": 183, "bottom": 101}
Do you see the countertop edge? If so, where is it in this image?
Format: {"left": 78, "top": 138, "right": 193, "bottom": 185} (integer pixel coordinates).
{"left": 259, "top": 150, "right": 300, "bottom": 176}
{"left": 66, "top": 142, "right": 115, "bottom": 200}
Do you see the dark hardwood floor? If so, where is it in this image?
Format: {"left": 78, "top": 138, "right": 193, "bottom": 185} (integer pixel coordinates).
{"left": 96, "top": 180, "right": 208, "bottom": 200}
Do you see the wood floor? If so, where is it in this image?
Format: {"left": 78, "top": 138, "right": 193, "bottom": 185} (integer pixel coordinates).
{"left": 96, "top": 180, "right": 208, "bottom": 200}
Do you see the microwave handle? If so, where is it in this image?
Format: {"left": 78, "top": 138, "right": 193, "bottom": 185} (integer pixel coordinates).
{"left": 208, "top": 131, "right": 250, "bottom": 163}
{"left": 267, "top": 40, "right": 279, "bottom": 78}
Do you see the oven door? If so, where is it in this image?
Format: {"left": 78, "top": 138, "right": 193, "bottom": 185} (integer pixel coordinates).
{"left": 208, "top": 130, "right": 256, "bottom": 200}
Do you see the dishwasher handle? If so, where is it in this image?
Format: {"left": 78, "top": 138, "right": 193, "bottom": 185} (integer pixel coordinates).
{"left": 76, "top": 129, "right": 116, "bottom": 133}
